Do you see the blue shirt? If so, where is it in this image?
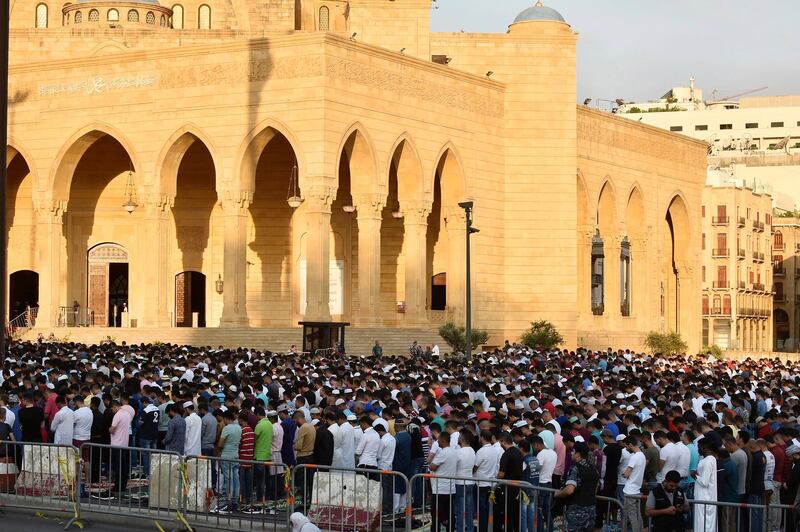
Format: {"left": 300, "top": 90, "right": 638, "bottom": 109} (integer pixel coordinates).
{"left": 687, "top": 443, "right": 699, "bottom": 484}
{"left": 604, "top": 423, "right": 620, "bottom": 438}
{"left": 719, "top": 458, "right": 739, "bottom": 503}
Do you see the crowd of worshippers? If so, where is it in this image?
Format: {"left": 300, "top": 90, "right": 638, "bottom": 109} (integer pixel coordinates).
{"left": 2, "top": 340, "right": 800, "bottom": 531}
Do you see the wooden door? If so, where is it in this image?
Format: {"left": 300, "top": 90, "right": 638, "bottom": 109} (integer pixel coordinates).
{"left": 88, "top": 262, "right": 108, "bottom": 326}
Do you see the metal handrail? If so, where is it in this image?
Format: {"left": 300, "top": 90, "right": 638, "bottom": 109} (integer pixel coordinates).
{"left": 4, "top": 306, "right": 38, "bottom": 338}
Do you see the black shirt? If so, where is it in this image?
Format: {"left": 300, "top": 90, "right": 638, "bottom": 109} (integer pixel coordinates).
{"left": 18, "top": 405, "right": 44, "bottom": 442}
{"left": 140, "top": 405, "right": 159, "bottom": 441}
{"left": 313, "top": 425, "right": 334, "bottom": 466}
{"left": 90, "top": 409, "right": 107, "bottom": 443}
{"left": 603, "top": 443, "right": 622, "bottom": 488}
{"left": 499, "top": 445, "right": 524, "bottom": 481}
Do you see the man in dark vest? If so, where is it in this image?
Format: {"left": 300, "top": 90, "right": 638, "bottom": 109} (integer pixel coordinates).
{"left": 645, "top": 470, "right": 688, "bottom": 532}
{"left": 555, "top": 442, "right": 599, "bottom": 532}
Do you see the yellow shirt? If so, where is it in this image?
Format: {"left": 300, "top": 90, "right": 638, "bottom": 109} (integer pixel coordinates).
{"left": 295, "top": 423, "right": 316, "bottom": 458}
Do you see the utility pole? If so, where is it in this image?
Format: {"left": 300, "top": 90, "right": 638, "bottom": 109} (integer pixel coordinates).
{"left": 0, "top": 0, "right": 9, "bottom": 356}
{"left": 459, "top": 201, "right": 479, "bottom": 361}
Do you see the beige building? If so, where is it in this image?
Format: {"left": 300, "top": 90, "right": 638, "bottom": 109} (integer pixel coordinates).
{"left": 772, "top": 217, "right": 800, "bottom": 351}
{"left": 5, "top": 1, "right": 707, "bottom": 351}
{"left": 701, "top": 176, "right": 773, "bottom": 351}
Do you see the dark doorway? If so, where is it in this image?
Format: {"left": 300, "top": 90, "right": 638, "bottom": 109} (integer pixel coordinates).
{"left": 431, "top": 272, "right": 447, "bottom": 311}
{"left": 9, "top": 270, "right": 39, "bottom": 318}
{"left": 108, "top": 263, "right": 129, "bottom": 327}
{"left": 175, "top": 271, "right": 206, "bottom": 327}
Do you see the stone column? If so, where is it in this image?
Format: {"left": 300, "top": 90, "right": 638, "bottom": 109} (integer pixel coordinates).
{"left": 219, "top": 191, "right": 252, "bottom": 327}
{"left": 34, "top": 200, "right": 66, "bottom": 327}
{"left": 444, "top": 208, "right": 467, "bottom": 323}
{"left": 141, "top": 195, "right": 173, "bottom": 327}
{"left": 304, "top": 186, "right": 334, "bottom": 322}
{"left": 354, "top": 194, "right": 384, "bottom": 326}
{"left": 403, "top": 202, "right": 430, "bottom": 326}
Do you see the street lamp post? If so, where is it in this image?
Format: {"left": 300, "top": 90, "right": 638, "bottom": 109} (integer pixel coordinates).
{"left": 1, "top": 0, "right": 9, "bottom": 356}
{"left": 459, "top": 201, "right": 479, "bottom": 361}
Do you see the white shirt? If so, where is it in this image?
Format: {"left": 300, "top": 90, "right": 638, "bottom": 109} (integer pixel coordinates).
{"left": 449, "top": 431, "right": 461, "bottom": 449}
{"left": 546, "top": 420, "right": 562, "bottom": 434}
{"left": 72, "top": 406, "right": 93, "bottom": 441}
{"left": 675, "top": 442, "right": 691, "bottom": 478}
{"left": 537, "top": 448, "right": 557, "bottom": 484}
{"left": 657, "top": 442, "right": 680, "bottom": 482}
{"left": 624, "top": 450, "right": 646, "bottom": 495}
{"left": 618, "top": 448, "right": 631, "bottom": 485}
{"left": 184, "top": 412, "right": 202, "bottom": 456}
{"left": 456, "top": 446, "right": 476, "bottom": 486}
{"left": 329, "top": 422, "right": 345, "bottom": 467}
{"left": 493, "top": 442, "right": 504, "bottom": 476}
{"left": 431, "top": 446, "right": 458, "bottom": 494}
{"left": 1, "top": 407, "right": 15, "bottom": 430}
{"left": 339, "top": 421, "right": 356, "bottom": 468}
{"left": 474, "top": 444, "right": 500, "bottom": 487}
{"left": 432, "top": 345, "right": 440, "bottom": 357}
{"left": 764, "top": 449, "right": 776, "bottom": 490}
{"left": 378, "top": 433, "right": 396, "bottom": 470}
{"left": 356, "top": 427, "right": 380, "bottom": 467}
{"left": 271, "top": 421, "right": 284, "bottom": 460}
{"left": 51, "top": 405, "right": 74, "bottom": 445}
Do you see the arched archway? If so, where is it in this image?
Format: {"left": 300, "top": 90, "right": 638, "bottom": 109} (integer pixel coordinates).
{"left": 775, "top": 308, "right": 790, "bottom": 351}
{"left": 662, "top": 195, "right": 692, "bottom": 337}
{"left": 577, "top": 174, "right": 591, "bottom": 314}
{"left": 624, "top": 187, "right": 645, "bottom": 316}
{"left": 592, "top": 181, "right": 617, "bottom": 316}
{"left": 87, "top": 243, "right": 129, "bottom": 327}
{"left": 9, "top": 270, "right": 39, "bottom": 319}
{"left": 6, "top": 144, "right": 36, "bottom": 284}
{"left": 175, "top": 271, "right": 206, "bottom": 327}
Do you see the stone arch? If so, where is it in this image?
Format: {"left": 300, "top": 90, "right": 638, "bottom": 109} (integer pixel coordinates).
{"left": 156, "top": 124, "right": 222, "bottom": 197}
{"left": 576, "top": 171, "right": 590, "bottom": 228}
{"left": 596, "top": 178, "right": 617, "bottom": 232}
{"left": 89, "top": 40, "right": 129, "bottom": 56}
{"left": 665, "top": 193, "right": 691, "bottom": 265}
{"left": 431, "top": 143, "right": 467, "bottom": 206}
{"left": 49, "top": 123, "right": 142, "bottom": 202}
{"left": 237, "top": 118, "right": 305, "bottom": 195}
{"left": 662, "top": 193, "right": 693, "bottom": 336}
{"left": 388, "top": 134, "right": 425, "bottom": 209}
{"left": 337, "top": 123, "right": 379, "bottom": 199}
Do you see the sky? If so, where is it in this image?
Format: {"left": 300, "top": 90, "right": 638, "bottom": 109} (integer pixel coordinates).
{"left": 430, "top": 0, "right": 800, "bottom": 104}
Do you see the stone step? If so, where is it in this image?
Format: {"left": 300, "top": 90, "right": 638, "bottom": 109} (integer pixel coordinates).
{"left": 23, "top": 326, "right": 445, "bottom": 356}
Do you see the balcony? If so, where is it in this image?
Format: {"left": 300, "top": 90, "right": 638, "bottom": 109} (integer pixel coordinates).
{"left": 752, "top": 252, "right": 764, "bottom": 263}
{"left": 774, "top": 266, "right": 785, "bottom": 276}
{"left": 774, "top": 242, "right": 785, "bottom": 251}
{"left": 712, "top": 216, "right": 730, "bottom": 226}
{"left": 753, "top": 282, "right": 766, "bottom": 291}
{"left": 712, "top": 281, "right": 729, "bottom": 289}
{"left": 737, "top": 216, "right": 746, "bottom": 227}
{"left": 738, "top": 281, "right": 746, "bottom": 290}
{"left": 706, "top": 308, "right": 731, "bottom": 316}
{"left": 753, "top": 220, "right": 765, "bottom": 232}
{"left": 712, "top": 248, "right": 729, "bottom": 258}
{"left": 737, "top": 249, "right": 746, "bottom": 260}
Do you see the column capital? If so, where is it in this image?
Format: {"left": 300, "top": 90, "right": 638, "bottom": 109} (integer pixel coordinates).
{"left": 220, "top": 190, "right": 253, "bottom": 216}
{"left": 353, "top": 193, "right": 385, "bottom": 218}
{"left": 305, "top": 184, "right": 336, "bottom": 211}
{"left": 402, "top": 201, "right": 430, "bottom": 224}
{"left": 34, "top": 198, "right": 66, "bottom": 222}
{"left": 144, "top": 194, "right": 174, "bottom": 219}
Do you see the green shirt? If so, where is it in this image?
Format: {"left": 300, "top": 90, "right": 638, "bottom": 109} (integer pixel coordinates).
{"left": 254, "top": 418, "right": 273, "bottom": 461}
{"left": 220, "top": 423, "right": 242, "bottom": 459}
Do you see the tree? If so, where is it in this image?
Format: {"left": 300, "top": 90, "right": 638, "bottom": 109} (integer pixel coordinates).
{"left": 644, "top": 331, "right": 688, "bottom": 356}
{"left": 438, "top": 322, "right": 489, "bottom": 353}
{"left": 520, "top": 320, "right": 564, "bottom": 351}
{"left": 701, "top": 344, "right": 724, "bottom": 361}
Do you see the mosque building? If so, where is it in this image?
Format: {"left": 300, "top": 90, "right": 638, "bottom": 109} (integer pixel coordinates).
{"left": 6, "top": 1, "right": 707, "bottom": 351}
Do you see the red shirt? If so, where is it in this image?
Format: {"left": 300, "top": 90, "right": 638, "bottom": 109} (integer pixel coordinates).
{"left": 772, "top": 444, "right": 787, "bottom": 483}
{"left": 239, "top": 425, "right": 255, "bottom": 467}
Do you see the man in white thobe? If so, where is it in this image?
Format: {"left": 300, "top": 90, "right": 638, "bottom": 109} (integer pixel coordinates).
{"left": 693, "top": 438, "right": 718, "bottom": 532}
{"left": 338, "top": 414, "right": 356, "bottom": 468}
{"left": 329, "top": 417, "right": 344, "bottom": 467}
{"left": 183, "top": 401, "right": 202, "bottom": 456}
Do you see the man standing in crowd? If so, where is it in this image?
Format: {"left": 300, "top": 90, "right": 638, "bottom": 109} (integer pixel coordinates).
{"left": 555, "top": 442, "right": 599, "bottom": 532}
{"left": 294, "top": 410, "right": 316, "bottom": 507}
{"left": 199, "top": 400, "right": 218, "bottom": 489}
{"left": 183, "top": 401, "right": 202, "bottom": 457}
{"left": 430, "top": 432, "right": 458, "bottom": 532}
{"left": 214, "top": 410, "right": 242, "bottom": 514}
{"left": 622, "top": 436, "right": 646, "bottom": 532}
{"left": 51, "top": 395, "right": 74, "bottom": 445}
{"left": 496, "top": 433, "right": 524, "bottom": 532}
{"left": 109, "top": 398, "right": 134, "bottom": 499}
{"left": 646, "top": 470, "right": 688, "bottom": 532}
{"left": 253, "top": 406, "right": 273, "bottom": 508}
{"left": 164, "top": 403, "right": 186, "bottom": 454}
{"left": 693, "top": 438, "right": 718, "bottom": 532}
{"left": 474, "top": 430, "right": 499, "bottom": 532}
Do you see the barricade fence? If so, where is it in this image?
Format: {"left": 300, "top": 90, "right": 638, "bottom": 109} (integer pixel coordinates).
{"left": 0, "top": 440, "right": 796, "bottom": 532}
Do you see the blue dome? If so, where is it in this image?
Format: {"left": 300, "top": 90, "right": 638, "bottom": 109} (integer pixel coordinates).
{"left": 513, "top": 2, "right": 565, "bottom": 23}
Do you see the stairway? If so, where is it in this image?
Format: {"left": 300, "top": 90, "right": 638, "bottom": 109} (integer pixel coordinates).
{"left": 21, "top": 326, "right": 444, "bottom": 356}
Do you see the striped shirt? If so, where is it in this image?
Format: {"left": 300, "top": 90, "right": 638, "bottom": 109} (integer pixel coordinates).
{"left": 239, "top": 425, "right": 255, "bottom": 467}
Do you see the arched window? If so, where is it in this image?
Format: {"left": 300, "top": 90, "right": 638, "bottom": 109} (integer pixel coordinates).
{"left": 591, "top": 230, "right": 605, "bottom": 315}
{"left": 198, "top": 4, "right": 210, "bottom": 29}
{"left": 88, "top": 9, "right": 99, "bottom": 22}
{"left": 128, "top": 9, "right": 139, "bottom": 22}
{"left": 319, "top": 5, "right": 330, "bottom": 31}
{"left": 172, "top": 4, "right": 183, "bottom": 29}
{"left": 722, "top": 295, "right": 731, "bottom": 315}
{"left": 107, "top": 9, "right": 119, "bottom": 22}
{"left": 702, "top": 295, "right": 709, "bottom": 315}
{"left": 774, "top": 230, "right": 784, "bottom": 250}
{"left": 620, "top": 236, "right": 631, "bottom": 316}
{"left": 713, "top": 295, "right": 721, "bottom": 314}
{"left": 74, "top": 10, "right": 82, "bottom": 23}
{"left": 36, "top": 3, "right": 49, "bottom": 28}
{"left": 160, "top": 14, "right": 166, "bottom": 26}
{"left": 146, "top": 11, "right": 155, "bottom": 24}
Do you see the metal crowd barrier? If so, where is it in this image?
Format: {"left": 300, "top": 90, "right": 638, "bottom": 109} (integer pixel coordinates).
{"left": 182, "top": 454, "right": 290, "bottom": 532}
{"left": 294, "top": 463, "right": 410, "bottom": 532}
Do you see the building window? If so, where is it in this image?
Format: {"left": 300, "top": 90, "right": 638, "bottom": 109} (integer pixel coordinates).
{"left": 172, "top": 4, "right": 183, "bottom": 29}
{"left": 128, "top": 9, "right": 139, "bottom": 22}
{"left": 776, "top": 282, "right": 784, "bottom": 299}
{"left": 620, "top": 237, "right": 631, "bottom": 316}
{"left": 702, "top": 233, "right": 706, "bottom": 250}
{"left": 702, "top": 295, "right": 709, "bottom": 314}
{"left": 723, "top": 294, "right": 731, "bottom": 315}
{"left": 108, "top": 9, "right": 119, "bottom": 22}
{"left": 319, "top": 5, "right": 330, "bottom": 31}
{"left": 720, "top": 124, "right": 732, "bottom": 130}
{"left": 74, "top": 10, "right": 82, "bottom": 23}
{"left": 146, "top": 11, "right": 155, "bottom": 24}
{"left": 702, "top": 319, "right": 709, "bottom": 346}
{"left": 771, "top": 122, "right": 784, "bottom": 128}
{"left": 670, "top": 126, "right": 683, "bottom": 132}
{"left": 695, "top": 125, "right": 708, "bottom": 131}
{"left": 198, "top": 4, "right": 210, "bottom": 29}
{"left": 88, "top": 9, "right": 99, "bottom": 22}
{"left": 160, "top": 14, "right": 166, "bottom": 26}
{"left": 701, "top": 205, "right": 705, "bottom": 218}
{"left": 746, "top": 123, "right": 758, "bottom": 129}
{"left": 713, "top": 295, "right": 722, "bottom": 313}
{"left": 591, "top": 231, "right": 605, "bottom": 315}
{"left": 36, "top": 3, "right": 48, "bottom": 28}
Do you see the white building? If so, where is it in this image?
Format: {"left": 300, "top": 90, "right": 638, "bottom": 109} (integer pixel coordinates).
{"left": 619, "top": 81, "right": 800, "bottom": 209}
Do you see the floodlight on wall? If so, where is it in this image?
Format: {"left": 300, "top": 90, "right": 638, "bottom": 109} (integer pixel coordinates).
{"left": 286, "top": 164, "right": 302, "bottom": 209}
{"left": 342, "top": 205, "right": 356, "bottom": 213}
{"left": 391, "top": 208, "right": 403, "bottom": 219}
{"left": 122, "top": 169, "right": 139, "bottom": 214}
{"left": 215, "top": 274, "right": 224, "bottom": 294}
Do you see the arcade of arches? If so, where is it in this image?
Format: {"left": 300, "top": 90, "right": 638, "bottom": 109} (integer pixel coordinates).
{"left": 5, "top": 129, "right": 468, "bottom": 331}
